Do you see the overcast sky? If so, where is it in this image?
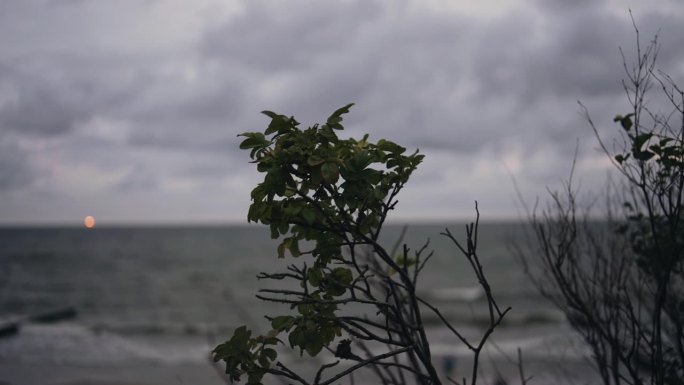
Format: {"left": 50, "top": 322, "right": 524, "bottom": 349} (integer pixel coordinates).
{"left": 1, "top": 0, "right": 683, "bottom": 225}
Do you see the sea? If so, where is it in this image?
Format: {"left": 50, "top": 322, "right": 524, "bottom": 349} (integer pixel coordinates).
{"left": 0, "top": 223, "right": 597, "bottom": 384}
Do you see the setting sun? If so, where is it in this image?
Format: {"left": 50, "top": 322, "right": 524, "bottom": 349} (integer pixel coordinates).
{"left": 84, "top": 215, "right": 96, "bottom": 229}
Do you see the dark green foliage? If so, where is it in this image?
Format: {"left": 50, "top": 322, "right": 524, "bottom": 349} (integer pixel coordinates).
{"left": 212, "top": 326, "right": 279, "bottom": 384}
{"left": 215, "top": 104, "right": 426, "bottom": 383}
{"left": 215, "top": 105, "right": 507, "bottom": 385}
{"left": 240, "top": 103, "right": 423, "bottom": 248}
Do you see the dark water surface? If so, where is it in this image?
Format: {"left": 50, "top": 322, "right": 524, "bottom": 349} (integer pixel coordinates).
{"left": 0, "top": 223, "right": 592, "bottom": 383}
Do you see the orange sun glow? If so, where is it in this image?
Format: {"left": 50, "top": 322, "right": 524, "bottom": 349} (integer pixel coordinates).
{"left": 84, "top": 216, "right": 96, "bottom": 229}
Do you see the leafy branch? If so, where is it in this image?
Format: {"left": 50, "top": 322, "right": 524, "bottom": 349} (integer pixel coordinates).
{"left": 214, "top": 104, "right": 509, "bottom": 385}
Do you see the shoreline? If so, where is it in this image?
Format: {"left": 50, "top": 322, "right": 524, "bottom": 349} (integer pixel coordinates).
{"left": 0, "top": 317, "right": 594, "bottom": 385}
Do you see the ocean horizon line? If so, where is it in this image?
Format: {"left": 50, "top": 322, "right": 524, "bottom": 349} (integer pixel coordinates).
{"left": 0, "top": 217, "right": 532, "bottom": 229}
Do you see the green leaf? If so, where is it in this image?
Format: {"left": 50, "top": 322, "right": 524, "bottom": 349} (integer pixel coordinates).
{"left": 633, "top": 133, "right": 653, "bottom": 151}
{"left": 395, "top": 254, "right": 416, "bottom": 268}
{"left": 613, "top": 113, "right": 634, "bottom": 131}
{"left": 289, "top": 237, "right": 301, "bottom": 257}
{"left": 263, "top": 348, "right": 277, "bottom": 361}
{"left": 270, "top": 223, "right": 280, "bottom": 239}
{"left": 308, "top": 268, "right": 323, "bottom": 286}
{"left": 247, "top": 203, "right": 264, "bottom": 223}
{"left": 377, "top": 139, "right": 406, "bottom": 154}
{"left": 288, "top": 327, "right": 304, "bottom": 351}
{"left": 277, "top": 241, "right": 287, "bottom": 259}
{"left": 283, "top": 203, "right": 303, "bottom": 217}
{"left": 276, "top": 237, "right": 300, "bottom": 258}
{"left": 307, "top": 154, "right": 325, "bottom": 166}
{"left": 634, "top": 150, "right": 654, "bottom": 161}
{"left": 247, "top": 371, "right": 265, "bottom": 385}
{"left": 301, "top": 208, "right": 316, "bottom": 225}
{"left": 236, "top": 325, "right": 252, "bottom": 340}
{"left": 250, "top": 185, "right": 267, "bottom": 201}
{"left": 304, "top": 334, "right": 324, "bottom": 356}
{"left": 321, "top": 162, "right": 340, "bottom": 184}
{"left": 262, "top": 112, "right": 298, "bottom": 135}
{"left": 297, "top": 303, "right": 314, "bottom": 316}
{"left": 331, "top": 267, "right": 353, "bottom": 285}
{"left": 620, "top": 116, "right": 633, "bottom": 130}
{"left": 261, "top": 110, "right": 280, "bottom": 119}
{"left": 326, "top": 103, "right": 354, "bottom": 130}
{"left": 350, "top": 150, "right": 372, "bottom": 171}
{"left": 323, "top": 268, "right": 353, "bottom": 296}
{"left": 239, "top": 132, "right": 268, "bottom": 150}
{"left": 373, "top": 186, "right": 386, "bottom": 200}
{"left": 318, "top": 125, "right": 338, "bottom": 142}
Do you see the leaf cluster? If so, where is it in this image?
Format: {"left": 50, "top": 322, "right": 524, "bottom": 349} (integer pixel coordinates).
{"left": 239, "top": 103, "right": 423, "bottom": 311}
{"left": 613, "top": 113, "right": 683, "bottom": 168}
{"left": 217, "top": 104, "right": 508, "bottom": 385}
{"left": 215, "top": 104, "right": 426, "bottom": 384}
{"left": 610, "top": 111, "right": 684, "bottom": 275}
{"left": 240, "top": 103, "right": 423, "bottom": 247}
{"left": 212, "top": 326, "right": 278, "bottom": 384}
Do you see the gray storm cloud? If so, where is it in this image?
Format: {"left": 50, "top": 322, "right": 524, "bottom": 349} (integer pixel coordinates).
{"left": 0, "top": 0, "right": 683, "bottom": 224}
